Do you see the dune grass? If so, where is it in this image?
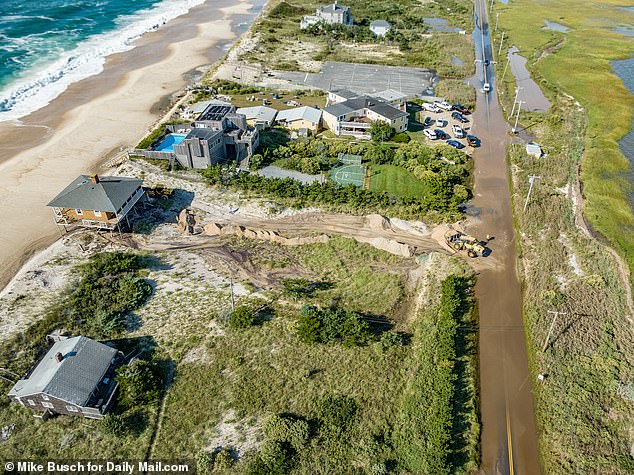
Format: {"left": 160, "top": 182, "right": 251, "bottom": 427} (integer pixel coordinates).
{"left": 492, "top": 0, "right": 634, "bottom": 282}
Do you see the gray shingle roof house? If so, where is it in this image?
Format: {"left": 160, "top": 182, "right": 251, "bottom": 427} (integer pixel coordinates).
{"left": 370, "top": 20, "right": 391, "bottom": 36}
{"left": 47, "top": 175, "right": 145, "bottom": 231}
{"left": 300, "top": 2, "right": 353, "bottom": 29}
{"left": 8, "top": 336, "right": 122, "bottom": 419}
{"left": 236, "top": 106, "right": 278, "bottom": 127}
{"left": 322, "top": 93, "right": 408, "bottom": 139}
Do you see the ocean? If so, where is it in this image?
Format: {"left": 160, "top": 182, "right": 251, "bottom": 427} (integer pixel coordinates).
{"left": 0, "top": 0, "right": 209, "bottom": 121}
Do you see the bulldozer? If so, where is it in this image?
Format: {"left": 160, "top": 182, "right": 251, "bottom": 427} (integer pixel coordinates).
{"left": 444, "top": 230, "right": 487, "bottom": 258}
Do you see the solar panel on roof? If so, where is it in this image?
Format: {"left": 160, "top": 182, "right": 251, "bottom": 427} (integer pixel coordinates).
{"left": 198, "top": 105, "right": 233, "bottom": 122}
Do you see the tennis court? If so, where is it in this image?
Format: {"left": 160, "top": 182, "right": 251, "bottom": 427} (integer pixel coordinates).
{"left": 330, "top": 163, "right": 366, "bottom": 187}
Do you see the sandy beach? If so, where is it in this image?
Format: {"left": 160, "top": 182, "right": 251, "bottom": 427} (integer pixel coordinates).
{"left": 0, "top": 0, "right": 266, "bottom": 291}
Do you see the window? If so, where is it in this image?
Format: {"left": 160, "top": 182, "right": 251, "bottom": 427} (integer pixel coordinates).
{"left": 41, "top": 395, "right": 49, "bottom": 401}
{"left": 94, "top": 210, "right": 102, "bottom": 217}
{"left": 66, "top": 405, "right": 78, "bottom": 412}
{"left": 75, "top": 209, "right": 83, "bottom": 216}
{"left": 42, "top": 402, "right": 53, "bottom": 409}
{"left": 27, "top": 399, "right": 35, "bottom": 406}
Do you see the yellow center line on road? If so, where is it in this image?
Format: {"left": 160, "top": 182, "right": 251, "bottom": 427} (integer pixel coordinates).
{"left": 506, "top": 395, "right": 515, "bottom": 475}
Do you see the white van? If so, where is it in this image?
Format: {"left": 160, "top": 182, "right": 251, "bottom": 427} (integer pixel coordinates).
{"left": 435, "top": 119, "right": 447, "bottom": 128}
{"left": 424, "top": 129, "right": 438, "bottom": 140}
{"left": 452, "top": 124, "right": 465, "bottom": 138}
{"left": 435, "top": 101, "right": 452, "bottom": 110}
{"left": 483, "top": 82, "right": 491, "bottom": 93}
{"left": 421, "top": 102, "right": 441, "bottom": 113}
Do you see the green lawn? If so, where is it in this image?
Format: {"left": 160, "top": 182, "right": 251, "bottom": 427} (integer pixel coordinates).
{"left": 369, "top": 164, "right": 428, "bottom": 199}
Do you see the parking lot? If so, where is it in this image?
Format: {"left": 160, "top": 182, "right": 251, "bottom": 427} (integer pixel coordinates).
{"left": 272, "top": 61, "right": 438, "bottom": 97}
{"left": 408, "top": 101, "right": 479, "bottom": 152}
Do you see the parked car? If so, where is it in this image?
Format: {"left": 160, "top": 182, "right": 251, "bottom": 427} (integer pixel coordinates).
{"left": 452, "top": 104, "right": 471, "bottom": 115}
{"left": 422, "top": 102, "right": 441, "bottom": 113}
{"left": 423, "top": 116, "right": 433, "bottom": 126}
{"left": 434, "top": 101, "right": 452, "bottom": 110}
{"left": 451, "top": 111, "right": 469, "bottom": 123}
{"left": 446, "top": 139, "right": 465, "bottom": 149}
{"left": 434, "top": 129, "right": 450, "bottom": 140}
{"left": 435, "top": 119, "right": 447, "bottom": 128}
{"left": 424, "top": 129, "right": 438, "bottom": 140}
{"left": 452, "top": 124, "right": 465, "bottom": 138}
{"left": 467, "top": 134, "right": 481, "bottom": 147}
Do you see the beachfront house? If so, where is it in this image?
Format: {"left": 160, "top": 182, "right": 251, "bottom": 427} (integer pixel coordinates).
{"left": 370, "top": 20, "right": 391, "bottom": 36}
{"left": 276, "top": 106, "right": 322, "bottom": 133}
{"left": 47, "top": 174, "right": 144, "bottom": 231}
{"left": 183, "top": 99, "right": 231, "bottom": 119}
{"left": 8, "top": 336, "right": 123, "bottom": 419}
{"left": 322, "top": 93, "right": 408, "bottom": 139}
{"left": 300, "top": 2, "right": 353, "bottom": 29}
{"left": 135, "top": 104, "right": 259, "bottom": 169}
{"left": 236, "top": 106, "right": 278, "bottom": 128}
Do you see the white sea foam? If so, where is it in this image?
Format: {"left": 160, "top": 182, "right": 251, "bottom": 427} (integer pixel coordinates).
{"left": 0, "top": 0, "right": 208, "bottom": 122}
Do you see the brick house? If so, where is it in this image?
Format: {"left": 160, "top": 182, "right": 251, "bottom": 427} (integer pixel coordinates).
{"left": 8, "top": 336, "right": 123, "bottom": 419}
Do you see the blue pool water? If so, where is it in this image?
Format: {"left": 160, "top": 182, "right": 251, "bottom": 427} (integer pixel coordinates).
{"left": 156, "top": 133, "right": 187, "bottom": 152}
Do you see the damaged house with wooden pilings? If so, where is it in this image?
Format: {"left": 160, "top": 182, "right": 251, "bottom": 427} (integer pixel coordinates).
{"left": 47, "top": 174, "right": 145, "bottom": 231}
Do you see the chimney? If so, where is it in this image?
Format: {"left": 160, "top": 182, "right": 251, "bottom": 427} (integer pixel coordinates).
{"left": 55, "top": 352, "right": 64, "bottom": 363}
{"left": 90, "top": 174, "right": 99, "bottom": 184}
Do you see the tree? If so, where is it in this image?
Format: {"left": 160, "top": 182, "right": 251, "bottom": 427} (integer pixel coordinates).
{"left": 370, "top": 121, "right": 394, "bottom": 142}
{"left": 115, "top": 359, "right": 163, "bottom": 407}
{"left": 229, "top": 305, "right": 256, "bottom": 329}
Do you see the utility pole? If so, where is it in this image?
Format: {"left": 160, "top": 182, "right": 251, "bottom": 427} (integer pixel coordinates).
{"left": 510, "top": 87, "right": 522, "bottom": 117}
{"left": 495, "top": 12, "right": 500, "bottom": 32}
{"left": 490, "top": 0, "right": 494, "bottom": 13}
{"left": 543, "top": 310, "right": 568, "bottom": 352}
{"left": 523, "top": 174, "right": 541, "bottom": 213}
{"left": 512, "top": 100, "right": 524, "bottom": 133}
{"left": 501, "top": 56, "right": 511, "bottom": 82}
{"left": 230, "top": 276, "right": 235, "bottom": 311}
{"left": 498, "top": 31, "right": 506, "bottom": 57}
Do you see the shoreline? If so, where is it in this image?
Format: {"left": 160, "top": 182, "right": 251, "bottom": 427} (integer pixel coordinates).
{"left": 0, "top": 0, "right": 267, "bottom": 292}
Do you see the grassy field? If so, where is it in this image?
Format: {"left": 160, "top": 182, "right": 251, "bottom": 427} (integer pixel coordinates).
{"left": 0, "top": 238, "right": 480, "bottom": 473}
{"left": 492, "top": 0, "right": 634, "bottom": 285}
{"left": 239, "top": 0, "right": 475, "bottom": 77}
{"left": 369, "top": 164, "right": 428, "bottom": 199}
{"left": 491, "top": 2, "right": 634, "bottom": 469}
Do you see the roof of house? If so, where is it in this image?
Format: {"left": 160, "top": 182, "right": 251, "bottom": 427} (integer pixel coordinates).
{"left": 47, "top": 175, "right": 143, "bottom": 213}
{"left": 324, "top": 96, "right": 407, "bottom": 120}
{"left": 319, "top": 3, "right": 350, "bottom": 13}
{"left": 276, "top": 106, "right": 322, "bottom": 124}
{"left": 236, "top": 106, "right": 278, "bottom": 123}
{"left": 370, "top": 20, "right": 391, "bottom": 28}
{"left": 372, "top": 89, "right": 407, "bottom": 103}
{"left": 8, "top": 337, "right": 118, "bottom": 406}
{"left": 187, "top": 100, "right": 231, "bottom": 115}
{"left": 185, "top": 128, "right": 222, "bottom": 141}
{"left": 329, "top": 89, "right": 358, "bottom": 101}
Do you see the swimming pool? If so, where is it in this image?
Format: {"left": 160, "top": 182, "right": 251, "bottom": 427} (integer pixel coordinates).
{"left": 155, "top": 133, "right": 187, "bottom": 152}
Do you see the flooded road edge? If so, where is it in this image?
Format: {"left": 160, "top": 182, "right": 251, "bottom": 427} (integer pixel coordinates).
{"left": 467, "top": 0, "right": 542, "bottom": 473}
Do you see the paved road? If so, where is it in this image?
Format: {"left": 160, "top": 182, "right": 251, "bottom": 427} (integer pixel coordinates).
{"left": 466, "top": 0, "right": 542, "bottom": 473}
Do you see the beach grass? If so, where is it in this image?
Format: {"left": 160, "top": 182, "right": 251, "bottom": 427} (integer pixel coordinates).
{"left": 492, "top": 0, "right": 634, "bottom": 281}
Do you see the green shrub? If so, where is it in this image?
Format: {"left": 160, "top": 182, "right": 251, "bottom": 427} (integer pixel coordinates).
{"left": 116, "top": 359, "right": 163, "bottom": 407}
{"left": 264, "top": 414, "right": 310, "bottom": 451}
{"left": 228, "top": 305, "right": 256, "bottom": 329}
{"left": 370, "top": 121, "right": 395, "bottom": 142}
{"left": 99, "top": 414, "right": 128, "bottom": 436}
{"left": 318, "top": 393, "right": 357, "bottom": 433}
{"left": 391, "top": 132, "right": 411, "bottom": 143}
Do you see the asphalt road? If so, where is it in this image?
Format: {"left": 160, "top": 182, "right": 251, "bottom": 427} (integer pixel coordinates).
{"left": 466, "top": 0, "right": 542, "bottom": 473}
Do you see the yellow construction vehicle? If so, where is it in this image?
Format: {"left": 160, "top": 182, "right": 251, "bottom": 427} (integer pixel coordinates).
{"left": 444, "top": 230, "right": 487, "bottom": 258}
